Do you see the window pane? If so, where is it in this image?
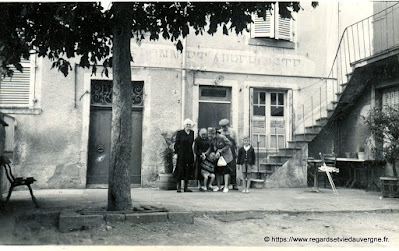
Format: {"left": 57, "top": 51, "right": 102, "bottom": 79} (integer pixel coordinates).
{"left": 260, "top": 92, "right": 266, "bottom": 104}
{"left": 271, "top": 93, "right": 276, "bottom": 105}
{"left": 201, "top": 88, "right": 227, "bottom": 98}
{"left": 253, "top": 92, "right": 259, "bottom": 104}
{"left": 254, "top": 106, "right": 265, "bottom": 116}
{"left": 271, "top": 107, "right": 284, "bottom": 116}
{"left": 278, "top": 93, "right": 284, "bottom": 105}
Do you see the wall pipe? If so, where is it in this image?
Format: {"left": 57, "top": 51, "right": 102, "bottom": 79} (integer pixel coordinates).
{"left": 181, "top": 37, "right": 187, "bottom": 126}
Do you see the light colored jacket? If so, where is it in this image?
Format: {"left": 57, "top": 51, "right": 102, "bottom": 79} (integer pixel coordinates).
{"left": 212, "top": 134, "right": 233, "bottom": 163}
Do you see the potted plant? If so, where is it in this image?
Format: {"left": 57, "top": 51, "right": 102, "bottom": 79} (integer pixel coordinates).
{"left": 159, "top": 130, "right": 178, "bottom": 190}
{"left": 364, "top": 105, "right": 399, "bottom": 198}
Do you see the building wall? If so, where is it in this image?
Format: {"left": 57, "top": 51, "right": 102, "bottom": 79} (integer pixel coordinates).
{"left": 0, "top": 2, "right": 377, "bottom": 189}
{"left": 8, "top": 59, "right": 86, "bottom": 188}
{"left": 308, "top": 84, "right": 372, "bottom": 159}
{"left": 373, "top": 2, "right": 399, "bottom": 54}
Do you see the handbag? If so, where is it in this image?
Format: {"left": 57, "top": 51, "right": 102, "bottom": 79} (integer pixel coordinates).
{"left": 217, "top": 156, "right": 227, "bottom": 167}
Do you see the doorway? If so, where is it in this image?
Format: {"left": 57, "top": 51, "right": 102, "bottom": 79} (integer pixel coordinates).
{"left": 87, "top": 80, "right": 143, "bottom": 186}
{"left": 250, "top": 88, "right": 287, "bottom": 153}
{"left": 198, "top": 86, "right": 232, "bottom": 130}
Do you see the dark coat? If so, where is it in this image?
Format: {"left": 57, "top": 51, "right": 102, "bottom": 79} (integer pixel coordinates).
{"left": 174, "top": 129, "right": 194, "bottom": 167}
{"left": 194, "top": 136, "right": 211, "bottom": 157}
{"left": 237, "top": 146, "right": 256, "bottom": 166}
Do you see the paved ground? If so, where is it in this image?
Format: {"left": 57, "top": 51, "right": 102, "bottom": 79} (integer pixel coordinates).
{"left": 1, "top": 187, "right": 398, "bottom": 248}
{"left": 2, "top": 187, "right": 399, "bottom": 215}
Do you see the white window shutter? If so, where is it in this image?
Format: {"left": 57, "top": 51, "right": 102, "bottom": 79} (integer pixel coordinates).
{"left": 276, "top": 16, "right": 292, "bottom": 41}
{"left": 251, "top": 11, "right": 275, "bottom": 38}
{"left": 0, "top": 59, "right": 32, "bottom": 107}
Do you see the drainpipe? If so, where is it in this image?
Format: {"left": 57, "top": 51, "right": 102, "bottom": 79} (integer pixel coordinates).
{"left": 181, "top": 37, "right": 187, "bottom": 126}
{"left": 74, "top": 63, "right": 78, "bottom": 108}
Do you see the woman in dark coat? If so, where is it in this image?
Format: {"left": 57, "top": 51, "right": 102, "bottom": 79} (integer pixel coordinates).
{"left": 194, "top": 128, "right": 211, "bottom": 190}
{"left": 174, "top": 119, "right": 195, "bottom": 192}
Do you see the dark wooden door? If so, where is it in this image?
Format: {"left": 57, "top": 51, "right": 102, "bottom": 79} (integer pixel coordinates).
{"left": 130, "top": 109, "right": 143, "bottom": 184}
{"left": 87, "top": 80, "right": 143, "bottom": 186}
{"left": 87, "top": 107, "right": 112, "bottom": 184}
{"left": 198, "top": 86, "right": 231, "bottom": 129}
{"left": 87, "top": 107, "right": 143, "bottom": 185}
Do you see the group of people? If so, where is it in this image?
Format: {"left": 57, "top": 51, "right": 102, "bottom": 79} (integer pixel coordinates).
{"left": 173, "top": 118, "right": 256, "bottom": 193}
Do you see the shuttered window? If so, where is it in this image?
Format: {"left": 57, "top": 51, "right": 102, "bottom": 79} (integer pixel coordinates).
{"left": 251, "top": 11, "right": 275, "bottom": 38}
{"left": 0, "top": 58, "right": 34, "bottom": 107}
{"left": 382, "top": 86, "right": 399, "bottom": 109}
{"left": 251, "top": 3, "right": 293, "bottom": 41}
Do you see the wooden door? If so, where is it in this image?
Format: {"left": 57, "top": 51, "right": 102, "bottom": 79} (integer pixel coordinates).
{"left": 250, "top": 88, "right": 287, "bottom": 153}
{"left": 198, "top": 86, "right": 231, "bottom": 129}
{"left": 87, "top": 107, "right": 112, "bottom": 184}
{"left": 87, "top": 80, "right": 143, "bottom": 186}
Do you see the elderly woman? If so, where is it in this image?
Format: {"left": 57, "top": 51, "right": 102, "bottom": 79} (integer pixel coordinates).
{"left": 209, "top": 127, "right": 233, "bottom": 192}
{"left": 194, "top": 128, "right": 211, "bottom": 191}
{"left": 174, "top": 119, "right": 195, "bottom": 193}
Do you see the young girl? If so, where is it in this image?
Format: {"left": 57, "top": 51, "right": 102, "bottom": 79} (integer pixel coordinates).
{"left": 237, "top": 136, "right": 256, "bottom": 193}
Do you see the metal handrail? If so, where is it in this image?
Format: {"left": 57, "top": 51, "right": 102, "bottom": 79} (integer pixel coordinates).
{"left": 293, "top": 3, "right": 399, "bottom": 136}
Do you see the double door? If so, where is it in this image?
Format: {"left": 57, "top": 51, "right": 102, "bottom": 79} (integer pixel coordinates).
{"left": 250, "top": 88, "right": 287, "bottom": 152}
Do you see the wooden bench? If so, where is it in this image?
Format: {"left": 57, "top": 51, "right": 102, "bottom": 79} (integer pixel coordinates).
{"left": 0, "top": 156, "right": 39, "bottom": 207}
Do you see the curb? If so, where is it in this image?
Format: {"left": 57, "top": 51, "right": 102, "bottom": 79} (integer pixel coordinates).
{"left": 192, "top": 208, "right": 399, "bottom": 217}
{"left": 59, "top": 210, "right": 194, "bottom": 233}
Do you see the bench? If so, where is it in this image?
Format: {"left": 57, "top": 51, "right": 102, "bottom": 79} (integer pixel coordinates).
{"left": 0, "top": 156, "right": 39, "bottom": 208}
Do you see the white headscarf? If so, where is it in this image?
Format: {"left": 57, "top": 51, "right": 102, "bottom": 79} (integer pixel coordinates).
{"left": 183, "top": 118, "right": 195, "bottom": 128}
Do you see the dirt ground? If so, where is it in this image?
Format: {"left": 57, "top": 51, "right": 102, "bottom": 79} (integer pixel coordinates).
{"left": 8, "top": 212, "right": 399, "bottom": 247}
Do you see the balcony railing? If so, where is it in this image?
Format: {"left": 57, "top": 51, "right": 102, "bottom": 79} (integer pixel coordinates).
{"left": 293, "top": 3, "right": 399, "bottom": 136}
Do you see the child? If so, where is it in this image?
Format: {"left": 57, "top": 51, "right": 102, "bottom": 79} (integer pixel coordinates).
{"left": 200, "top": 152, "right": 217, "bottom": 191}
{"left": 237, "top": 136, "right": 256, "bottom": 193}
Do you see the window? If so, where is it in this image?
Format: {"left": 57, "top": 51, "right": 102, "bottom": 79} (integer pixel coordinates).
{"left": 270, "top": 93, "right": 284, "bottom": 116}
{"left": 0, "top": 57, "right": 35, "bottom": 108}
{"left": 200, "top": 86, "right": 231, "bottom": 102}
{"left": 250, "top": 3, "right": 293, "bottom": 41}
{"left": 253, "top": 90, "right": 266, "bottom": 116}
{"left": 382, "top": 86, "right": 399, "bottom": 109}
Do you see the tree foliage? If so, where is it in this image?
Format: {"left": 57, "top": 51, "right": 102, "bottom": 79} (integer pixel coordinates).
{"left": 0, "top": 2, "right": 317, "bottom": 77}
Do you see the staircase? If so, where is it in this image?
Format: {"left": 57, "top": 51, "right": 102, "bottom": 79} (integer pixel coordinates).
{"left": 254, "top": 4, "right": 399, "bottom": 185}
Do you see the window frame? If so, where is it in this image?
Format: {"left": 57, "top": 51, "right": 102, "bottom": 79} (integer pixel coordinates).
{"left": 0, "top": 54, "right": 36, "bottom": 109}
{"left": 270, "top": 92, "right": 285, "bottom": 117}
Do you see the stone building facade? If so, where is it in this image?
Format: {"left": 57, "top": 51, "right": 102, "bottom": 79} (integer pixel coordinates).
{"left": 0, "top": 2, "right": 375, "bottom": 189}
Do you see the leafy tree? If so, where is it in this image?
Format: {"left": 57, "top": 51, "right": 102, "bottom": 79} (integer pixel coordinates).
{"left": 364, "top": 106, "right": 399, "bottom": 177}
{"left": 0, "top": 2, "right": 317, "bottom": 210}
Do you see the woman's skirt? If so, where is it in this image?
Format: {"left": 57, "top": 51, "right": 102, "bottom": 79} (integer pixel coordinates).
{"left": 173, "top": 163, "right": 194, "bottom": 181}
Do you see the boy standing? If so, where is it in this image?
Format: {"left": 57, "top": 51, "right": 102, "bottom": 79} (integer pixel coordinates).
{"left": 237, "top": 136, "right": 256, "bottom": 193}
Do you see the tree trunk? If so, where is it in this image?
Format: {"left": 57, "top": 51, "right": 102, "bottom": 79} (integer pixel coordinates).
{"left": 107, "top": 2, "right": 134, "bottom": 211}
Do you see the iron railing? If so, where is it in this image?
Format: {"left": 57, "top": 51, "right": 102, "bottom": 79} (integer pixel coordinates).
{"left": 293, "top": 3, "right": 399, "bottom": 136}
